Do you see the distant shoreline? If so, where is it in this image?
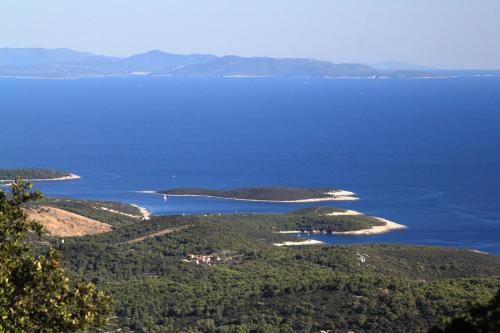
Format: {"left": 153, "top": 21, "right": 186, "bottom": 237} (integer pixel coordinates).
{"left": 0, "top": 75, "right": 461, "bottom": 80}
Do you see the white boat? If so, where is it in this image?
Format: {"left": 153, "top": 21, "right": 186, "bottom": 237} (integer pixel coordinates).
{"left": 163, "top": 194, "right": 168, "bottom": 201}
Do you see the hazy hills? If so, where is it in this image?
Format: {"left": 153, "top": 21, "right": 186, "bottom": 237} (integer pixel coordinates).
{"left": 170, "top": 55, "right": 378, "bottom": 77}
{"left": 367, "top": 61, "right": 435, "bottom": 71}
{"left": 0, "top": 48, "right": 428, "bottom": 78}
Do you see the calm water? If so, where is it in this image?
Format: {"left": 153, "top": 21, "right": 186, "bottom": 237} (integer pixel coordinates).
{"left": 1, "top": 76, "right": 499, "bottom": 253}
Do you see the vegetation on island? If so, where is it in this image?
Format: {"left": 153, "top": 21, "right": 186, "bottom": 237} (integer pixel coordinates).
{"left": 160, "top": 187, "right": 352, "bottom": 201}
{"left": 0, "top": 168, "right": 73, "bottom": 181}
{"left": 287, "top": 206, "right": 352, "bottom": 215}
{"left": 0, "top": 180, "right": 111, "bottom": 332}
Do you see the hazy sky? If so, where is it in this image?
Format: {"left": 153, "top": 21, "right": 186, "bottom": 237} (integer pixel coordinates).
{"left": 1, "top": 0, "right": 499, "bottom": 69}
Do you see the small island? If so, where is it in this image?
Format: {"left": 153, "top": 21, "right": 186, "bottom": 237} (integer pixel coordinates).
{"left": 159, "top": 187, "right": 358, "bottom": 202}
{"left": 0, "top": 168, "right": 80, "bottom": 183}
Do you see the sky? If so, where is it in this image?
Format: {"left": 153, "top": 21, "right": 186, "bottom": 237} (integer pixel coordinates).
{"left": 1, "top": 0, "right": 499, "bottom": 69}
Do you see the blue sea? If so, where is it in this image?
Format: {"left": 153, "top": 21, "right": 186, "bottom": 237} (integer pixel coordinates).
{"left": 1, "top": 76, "right": 499, "bottom": 253}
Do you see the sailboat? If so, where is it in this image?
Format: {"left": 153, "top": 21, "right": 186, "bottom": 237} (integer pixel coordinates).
{"left": 163, "top": 194, "right": 168, "bottom": 201}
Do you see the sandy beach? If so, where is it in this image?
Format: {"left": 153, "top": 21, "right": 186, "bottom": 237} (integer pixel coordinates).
{"left": 274, "top": 239, "right": 324, "bottom": 246}
{"left": 34, "top": 173, "right": 81, "bottom": 181}
{"left": 131, "top": 204, "right": 152, "bottom": 220}
{"left": 325, "top": 209, "right": 362, "bottom": 216}
{"left": 96, "top": 204, "right": 151, "bottom": 221}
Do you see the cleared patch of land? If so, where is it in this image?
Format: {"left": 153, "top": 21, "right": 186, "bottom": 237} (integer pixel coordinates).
{"left": 159, "top": 187, "right": 358, "bottom": 202}
{"left": 273, "top": 239, "right": 324, "bottom": 246}
{"left": 34, "top": 198, "right": 151, "bottom": 227}
{"left": 26, "top": 206, "right": 112, "bottom": 237}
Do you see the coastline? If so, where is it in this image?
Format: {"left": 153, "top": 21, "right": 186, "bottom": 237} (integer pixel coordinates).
{"left": 130, "top": 204, "right": 152, "bottom": 220}
{"left": 0, "top": 173, "right": 81, "bottom": 183}
{"left": 278, "top": 216, "right": 407, "bottom": 236}
{"left": 153, "top": 189, "right": 359, "bottom": 203}
{"left": 96, "top": 204, "right": 151, "bottom": 221}
{"left": 332, "top": 217, "right": 407, "bottom": 235}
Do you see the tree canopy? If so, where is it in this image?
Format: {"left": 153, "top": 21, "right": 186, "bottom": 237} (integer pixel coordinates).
{"left": 431, "top": 289, "right": 500, "bottom": 333}
{"left": 0, "top": 179, "right": 111, "bottom": 332}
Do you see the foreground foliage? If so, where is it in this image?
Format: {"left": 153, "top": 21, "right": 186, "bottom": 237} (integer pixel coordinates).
{"left": 431, "top": 289, "right": 500, "bottom": 333}
{"left": 0, "top": 180, "right": 111, "bottom": 332}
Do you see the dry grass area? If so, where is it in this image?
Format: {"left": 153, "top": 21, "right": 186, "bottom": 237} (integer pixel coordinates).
{"left": 26, "top": 206, "right": 112, "bottom": 237}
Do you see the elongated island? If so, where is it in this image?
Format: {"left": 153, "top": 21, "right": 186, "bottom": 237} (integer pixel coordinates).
{"left": 0, "top": 168, "right": 80, "bottom": 183}
{"left": 158, "top": 187, "right": 359, "bottom": 202}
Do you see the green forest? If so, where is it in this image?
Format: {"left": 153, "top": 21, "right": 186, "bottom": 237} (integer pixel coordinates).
{"left": 30, "top": 198, "right": 500, "bottom": 332}
{"left": 160, "top": 187, "right": 351, "bottom": 201}
{"left": 0, "top": 168, "right": 71, "bottom": 181}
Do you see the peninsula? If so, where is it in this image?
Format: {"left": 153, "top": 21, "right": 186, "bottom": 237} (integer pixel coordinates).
{"left": 276, "top": 206, "right": 406, "bottom": 239}
{"left": 159, "top": 187, "right": 359, "bottom": 202}
{"left": 0, "top": 168, "right": 80, "bottom": 183}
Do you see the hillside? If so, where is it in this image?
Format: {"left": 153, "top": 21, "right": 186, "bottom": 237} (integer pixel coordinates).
{"left": 0, "top": 47, "right": 115, "bottom": 66}
{"left": 170, "top": 55, "right": 378, "bottom": 77}
{"left": 32, "top": 197, "right": 150, "bottom": 228}
{"left": 24, "top": 199, "right": 499, "bottom": 332}
{"left": 26, "top": 206, "right": 112, "bottom": 237}
{"left": 24, "top": 198, "right": 150, "bottom": 237}
{"left": 115, "top": 50, "right": 217, "bottom": 73}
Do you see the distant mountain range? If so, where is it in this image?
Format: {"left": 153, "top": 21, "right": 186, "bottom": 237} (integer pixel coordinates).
{"left": 0, "top": 48, "right": 431, "bottom": 78}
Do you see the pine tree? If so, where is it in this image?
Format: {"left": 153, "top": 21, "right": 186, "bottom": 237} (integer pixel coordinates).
{"left": 0, "top": 179, "right": 111, "bottom": 332}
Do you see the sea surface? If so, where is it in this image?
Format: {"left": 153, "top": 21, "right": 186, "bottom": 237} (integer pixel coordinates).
{"left": 1, "top": 76, "right": 499, "bottom": 253}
